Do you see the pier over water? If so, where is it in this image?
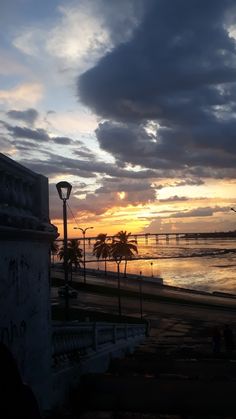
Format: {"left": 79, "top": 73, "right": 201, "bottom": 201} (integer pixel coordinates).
{"left": 70, "top": 231, "right": 236, "bottom": 244}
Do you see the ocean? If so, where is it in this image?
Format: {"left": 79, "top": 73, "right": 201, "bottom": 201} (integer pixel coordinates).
{"left": 85, "top": 236, "right": 236, "bottom": 294}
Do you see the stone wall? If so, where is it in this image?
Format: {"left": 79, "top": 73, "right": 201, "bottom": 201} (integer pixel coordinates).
{"left": 0, "top": 153, "right": 58, "bottom": 410}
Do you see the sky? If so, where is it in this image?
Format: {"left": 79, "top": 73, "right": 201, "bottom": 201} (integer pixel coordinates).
{"left": 1, "top": 0, "right": 236, "bottom": 237}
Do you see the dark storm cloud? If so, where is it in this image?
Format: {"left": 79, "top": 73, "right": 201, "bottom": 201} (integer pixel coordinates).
{"left": 20, "top": 154, "right": 160, "bottom": 180}
{"left": 95, "top": 121, "right": 154, "bottom": 164}
{"left": 171, "top": 205, "right": 229, "bottom": 218}
{"left": 156, "top": 178, "right": 205, "bottom": 188}
{"left": 79, "top": 0, "right": 236, "bottom": 121}
{"left": 6, "top": 108, "right": 39, "bottom": 125}
{"left": 49, "top": 179, "right": 155, "bottom": 219}
{"left": 52, "top": 136, "right": 74, "bottom": 145}
{"left": 78, "top": 0, "right": 236, "bottom": 176}
{"left": 94, "top": 117, "right": 236, "bottom": 174}
{"left": 2, "top": 121, "right": 50, "bottom": 141}
{"left": 159, "top": 195, "right": 189, "bottom": 203}
{"left": 12, "top": 139, "right": 40, "bottom": 151}
{"left": 76, "top": 175, "right": 157, "bottom": 215}
{"left": 18, "top": 149, "right": 163, "bottom": 216}
{"left": 73, "top": 187, "right": 155, "bottom": 215}
{"left": 1, "top": 120, "right": 76, "bottom": 145}
{"left": 95, "top": 178, "right": 155, "bottom": 194}
{"left": 20, "top": 157, "right": 97, "bottom": 179}
{"left": 73, "top": 146, "right": 96, "bottom": 159}
{"left": 90, "top": 0, "right": 145, "bottom": 47}
{"left": 95, "top": 121, "right": 186, "bottom": 171}
{"left": 175, "top": 179, "right": 205, "bottom": 187}
{"left": 13, "top": 126, "right": 50, "bottom": 141}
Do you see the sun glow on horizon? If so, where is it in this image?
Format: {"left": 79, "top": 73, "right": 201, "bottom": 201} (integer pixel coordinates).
{"left": 117, "top": 191, "right": 126, "bottom": 200}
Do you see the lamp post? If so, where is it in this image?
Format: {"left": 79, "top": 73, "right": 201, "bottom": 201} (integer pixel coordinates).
{"left": 73, "top": 226, "right": 93, "bottom": 283}
{"left": 56, "top": 181, "right": 72, "bottom": 321}
{"left": 139, "top": 271, "right": 143, "bottom": 319}
{"left": 150, "top": 262, "right": 153, "bottom": 277}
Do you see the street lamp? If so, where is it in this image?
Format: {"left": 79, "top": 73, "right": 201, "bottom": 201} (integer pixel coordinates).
{"left": 56, "top": 181, "right": 72, "bottom": 321}
{"left": 73, "top": 226, "right": 93, "bottom": 283}
{"left": 139, "top": 271, "right": 143, "bottom": 319}
{"left": 150, "top": 262, "right": 153, "bottom": 277}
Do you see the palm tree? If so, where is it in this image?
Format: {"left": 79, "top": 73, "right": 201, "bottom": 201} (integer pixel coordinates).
{"left": 51, "top": 240, "right": 59, "bottom": 266}
{"left": 110, "top": 231, "right": 138, "bottom": 315}
{"left": 59, "top": 239, "right": 83, "bottom": 280}
{"left": 93, "top": 234, "right": 111, "bottom": 275}
{"left": 112, "top": 231, "right": 138, "bottom": 277}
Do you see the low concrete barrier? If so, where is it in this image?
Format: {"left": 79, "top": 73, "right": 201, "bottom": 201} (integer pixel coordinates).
{"left": 51, "top": 321, "right": 147, "bottom": 409}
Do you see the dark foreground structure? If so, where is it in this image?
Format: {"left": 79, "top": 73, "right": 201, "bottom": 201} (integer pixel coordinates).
{"left": 0, "top": 153, "right": 57, "bottom": 411}
{"left": 0, "top": 153, "right": 147, "bottom": 415}
{"left": 71, "top": 313, "right": 236, "bottom": 418}
{"left": 2, "top": 153, "right": 236, "bottom": 418}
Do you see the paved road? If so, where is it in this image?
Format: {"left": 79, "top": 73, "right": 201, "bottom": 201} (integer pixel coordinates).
{"left": 51, "top": 268, "right": 236, "bottom": 311}
{"left": 51, "top": 284, "right": 236, "bottom": 326}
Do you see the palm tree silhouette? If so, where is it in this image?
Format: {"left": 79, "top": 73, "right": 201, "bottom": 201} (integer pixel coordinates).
{"left": 51, "top": 241, "right": 59, "bottom": 266}
{"left": 111, "top": 231, "right": 138, "bottom": 315}
{"left": 112, "top": 230, "right": 138, "bottom": 277}
{"left": 59, "top": 239, "right": 83, "bottom": 280}
{"left": 93, "top": 233, "right": 111, "bottom": 275}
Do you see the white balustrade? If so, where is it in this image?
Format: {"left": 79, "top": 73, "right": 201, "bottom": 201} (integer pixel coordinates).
{"left": 52, "top": 321, "right": 147, "bottom": 366}
{"left": 0, "top": 153, "right": 55, "bottom": 232}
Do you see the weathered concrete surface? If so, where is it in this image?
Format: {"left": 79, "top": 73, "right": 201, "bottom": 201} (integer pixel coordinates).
{"left": 0, "top": 239, "right": 53, "bottom": 409}
{"left": 0, "top": 153, "right": 57, "bottom": 410}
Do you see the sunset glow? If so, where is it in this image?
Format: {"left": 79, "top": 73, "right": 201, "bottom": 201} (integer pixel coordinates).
{"left": 1, "top": 1, "right": 236, "bottom": 238}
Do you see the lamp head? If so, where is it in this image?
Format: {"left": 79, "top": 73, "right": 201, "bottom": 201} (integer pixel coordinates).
{"left": 56, "top": 181, "right": 72, "bottom": 200}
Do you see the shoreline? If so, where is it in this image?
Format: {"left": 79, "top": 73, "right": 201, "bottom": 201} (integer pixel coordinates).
{"left": 52, "top": 265, "right": 236, "bottom": 306}
{"left": 87, "top": 248, "right": 236, "bottom": 262}
{"left": 77, "top": 266, "right": 236, "bottom": 300}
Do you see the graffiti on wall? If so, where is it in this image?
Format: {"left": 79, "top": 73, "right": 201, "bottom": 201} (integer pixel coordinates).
{"left": 0, "top": 319, "right": 26, "bottom": 346}
{"left": 2, "top": 255, "right": 31, "bottom": 305}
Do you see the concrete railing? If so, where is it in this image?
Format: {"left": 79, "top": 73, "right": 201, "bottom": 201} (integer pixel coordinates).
{"left": 52, "top": 321, "right": 147, "bottom": 366}
{"left": 51, "top": 321, "right": 147, "bottom": 409}
{"left": 51, "top": 322, "right": 148, "bottom": 409}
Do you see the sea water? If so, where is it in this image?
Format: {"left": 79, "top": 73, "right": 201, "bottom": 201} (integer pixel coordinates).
{"left": 86, "top": 236, "right": 236, "bottom": 294}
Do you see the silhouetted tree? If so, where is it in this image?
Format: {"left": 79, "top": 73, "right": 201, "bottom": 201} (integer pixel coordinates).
{"left": 51, "top": 240, "right": 59, "bottom": 266}
{"left": 93, "top": 233, "right": 111, "bottom": 275}
{"left": 59, "top": 239, "right": 83, "bottom": 280}
{"left": 112, "top": 231, "right": 138, "bottom": 277}
{"left": 111, "top": 231, "right": 138, "bottom": 315}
